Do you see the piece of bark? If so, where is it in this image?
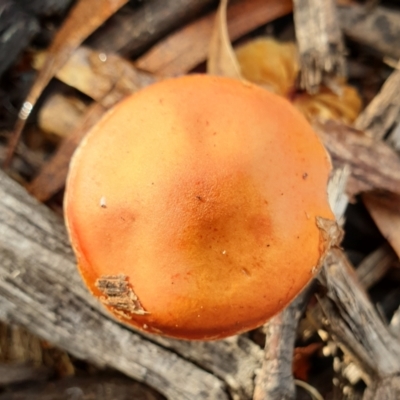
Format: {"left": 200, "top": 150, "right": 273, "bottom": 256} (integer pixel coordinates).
{"left": 0, "top": 363, "right": 52, "bottom": 386}
{"left": 88, "top": 0, "right": 216, "bottom": 57}
{"left": 363, "top": 192, "right": 400, "bottom": 258}
{"left": 318, "top": 249, "right": 400, "bottom": 383}
{"left": 356, "top": 243, "right": 398, "bottom": 290}
{"left": 314, "top": 120, "right": 400, "bottom": 198}
{"left": 0, "top": 1, "right": 39, "bottom": 78}
{"left": 0, "top": 169, "right": 263, "bottom": 400}
{"left": 33, "top": 46, "right": 157, "bottom": 107}
{"left": 4, "top": 0, "right": 129, "bottom": 168}
{"left": 354, "top": 60, "right": 400, "bottom": 140}
{"left": 0, "top": 375, "right": 163, "bottom": 400}
{"left": 38, "top": 93, "right": 88, "bottom": 140}
{"left": 293, "top": 0, "right": 345, "bottom": 93}
{"left": 338, "top": 4, "right": 400, "bottom": 61}
{"left": 253, "top": 291, "right": 311, "bottom": 400}
{"left": 136, "top": 0, "right": 292, "bottom": 77}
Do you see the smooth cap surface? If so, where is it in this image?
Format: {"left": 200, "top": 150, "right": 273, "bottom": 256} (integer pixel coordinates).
{"left": 65, "top": 74, "right": 334, "bottom": 340}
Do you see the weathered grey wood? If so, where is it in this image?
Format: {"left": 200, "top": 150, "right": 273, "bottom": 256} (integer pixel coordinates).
{"left": 0, "top": 374, "right": 163, "bottom": 400}
{"left": 314, "top": 120, "right": 400, "bottom": 198}
{"left": 354, "top": 60, "right": 400, "bottom": 140}
{"left": 363, "top": 376, "right": 400, "bottom": 400}
{"left": 318, "top": 250, "right": 400, "bottom": 381}
{"left": 356, "top": 244, "right": 398, "bottom": 290}
{"left": 148, "top": 334, "right": 261, "bottom": 400}
{"left": 0, "top": 169, "right": 267, "bottom": 400}
{"left": 338, "top": 4, "right": 400, "bottom": 61}
{"left": 293, "top": 0, "right": 345, "bottom": 93}
{"left": 253, "top": 289, "right": 311, "bottom": 400}
{"left": 0, "top": 363, "right": 52, "bottom": 386}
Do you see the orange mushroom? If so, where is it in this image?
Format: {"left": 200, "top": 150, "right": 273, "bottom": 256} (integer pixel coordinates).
{"left": 64, "top": 74, "right": 335, "bottom": 340}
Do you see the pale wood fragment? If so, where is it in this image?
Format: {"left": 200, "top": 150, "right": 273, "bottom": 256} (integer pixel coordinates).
{"left": 38, "top": 93, "right": 88, "bottom": 140}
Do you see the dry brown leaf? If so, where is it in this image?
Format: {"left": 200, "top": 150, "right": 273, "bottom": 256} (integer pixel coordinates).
{"left": 207, "top": 0, "right": 241, "bottom": 79}
{"left": 4, "top": 0, "right": 129, "bottom": 168}
{"left": 363, "top": 193, "right": 400, "bottom": 259}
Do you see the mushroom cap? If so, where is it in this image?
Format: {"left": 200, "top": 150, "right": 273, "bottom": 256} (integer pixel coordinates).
{"left": 65, "top": 74, "right": 334, "bottom": 340}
